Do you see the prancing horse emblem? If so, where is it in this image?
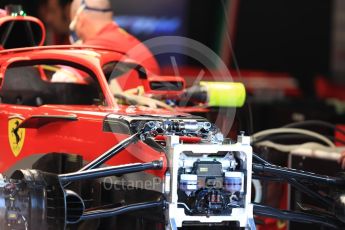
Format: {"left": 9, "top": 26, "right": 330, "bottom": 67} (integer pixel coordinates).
{"left": 8, "top": 118, "right": 25, "bottom": 157}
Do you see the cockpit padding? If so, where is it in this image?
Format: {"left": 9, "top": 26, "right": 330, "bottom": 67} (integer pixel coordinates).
{"left": 0, "top": 66, "right": 99, "bottom": 106}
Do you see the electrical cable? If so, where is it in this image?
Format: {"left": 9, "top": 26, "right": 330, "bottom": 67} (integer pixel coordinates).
{"left": 252, "top": 133, "right": 345, "bottom": 146}
{"left": 254, "top": 141, "right": 344, "bottom": 156}
{"left": 252, "top": 128, "right": 335, "bottom": 147}
{"left": 254, "top": 141, "right": 344, "bottom": 162}
{"left": 283, "top": 120, "right": 345, "bottom": 136}
{"left": 254, "top": 141, "right": 322, "bottom": 152}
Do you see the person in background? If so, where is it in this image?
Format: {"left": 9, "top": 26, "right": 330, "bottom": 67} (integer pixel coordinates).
{"left": 38, "top": 0, "right": 72, "bottom": 44}
{"left": 69, "top": 0, "right": 159, "bottom": 76}
{"left": 68, "top": 0, "right": 166, "bottom": 109}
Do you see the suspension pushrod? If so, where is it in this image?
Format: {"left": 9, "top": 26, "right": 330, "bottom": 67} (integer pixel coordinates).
{"left": 253, "top": 163, "right": 345, "bottom": 186}
{"left": 80, "top": 133, "right": 140, "bottom": 171}
{"left": 59, "top": 160, "right": 162, "bottom": 183}
{"left": 81, "top": 200, "right": 164, "bottom": 221}
{"left": 253, "top": 174, "right": 334, "bottom": 207}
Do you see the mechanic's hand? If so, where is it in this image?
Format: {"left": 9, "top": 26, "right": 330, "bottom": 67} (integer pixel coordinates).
{"left": 338, "top": 151, "right": 345, "bottom": 169}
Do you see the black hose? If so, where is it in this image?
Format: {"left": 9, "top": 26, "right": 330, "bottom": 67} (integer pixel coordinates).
{"left": 253, "top": 203, "right": 343, "bottom": 229}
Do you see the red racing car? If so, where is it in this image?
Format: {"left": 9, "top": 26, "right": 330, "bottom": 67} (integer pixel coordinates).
{"left": 0, "top": 45, "right": 255, "bottom": 230}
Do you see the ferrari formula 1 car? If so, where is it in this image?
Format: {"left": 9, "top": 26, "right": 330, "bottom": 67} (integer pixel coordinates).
{"left": 0, "top": 45, "right": 252, "bottom": 230}
{"left": 0, "top": 45, "right": 345, "bottom": 230}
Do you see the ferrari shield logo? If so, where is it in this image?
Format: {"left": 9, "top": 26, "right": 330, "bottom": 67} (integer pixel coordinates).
{"left": 8, "top": 118, "right": 25, "bottom": 157}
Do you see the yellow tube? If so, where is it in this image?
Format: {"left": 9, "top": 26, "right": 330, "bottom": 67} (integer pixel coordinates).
{"left": 200, "top": 81, "right": 246, "bottom": 107}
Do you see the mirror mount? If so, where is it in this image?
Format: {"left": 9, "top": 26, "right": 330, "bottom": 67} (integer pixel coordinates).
{"left": 0, "top": 5, "right": 46, "bottom": 49}
{"left": 143, "top": 75, "right": 185, "bottom": 97}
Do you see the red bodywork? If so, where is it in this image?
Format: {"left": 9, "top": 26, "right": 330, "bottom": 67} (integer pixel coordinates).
{"left": 0, "top": 46, "right": 185, "bottom": 178}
